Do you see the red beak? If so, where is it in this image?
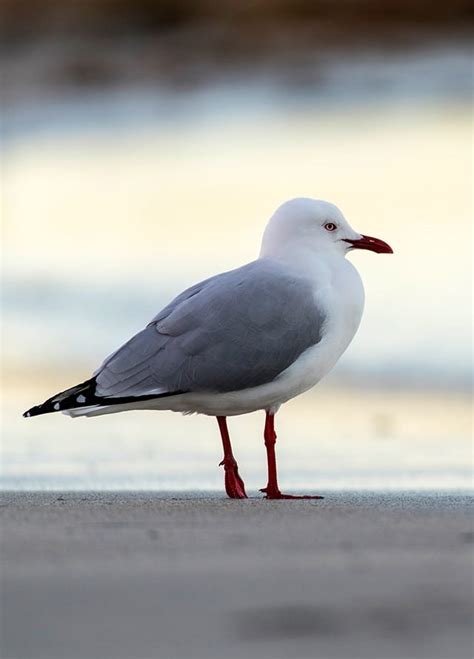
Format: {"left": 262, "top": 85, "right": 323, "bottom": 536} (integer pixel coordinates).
{"left": 344, "top": 234, "right": 393, "bottom": 254}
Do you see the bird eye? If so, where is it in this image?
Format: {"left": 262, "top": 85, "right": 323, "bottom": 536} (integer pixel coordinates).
{"left": 324, "top": 222, "right": 337, "bottom": 232}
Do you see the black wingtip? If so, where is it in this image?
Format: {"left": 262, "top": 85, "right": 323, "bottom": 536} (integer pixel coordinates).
{"left": 23, "top": 404, "right": 53, "bottom": 418}
{"left": 22, "top": 377, "right": 99, "bottom": 419}
{"left": 23, "top": 377, "right": 187, "bottom": 419}
{"left": 23, "top": 406, "right": 40, "bottom": 418}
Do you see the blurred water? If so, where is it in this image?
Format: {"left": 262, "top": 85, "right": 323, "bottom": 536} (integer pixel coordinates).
{"left": 3, "top": 102, "right": 472, "bottom": 384}
{"left": 2, "top": 42, "right": 472, "bottom": 140}
{"left": 2, "top": 384, "right": 472, "bottom": 492}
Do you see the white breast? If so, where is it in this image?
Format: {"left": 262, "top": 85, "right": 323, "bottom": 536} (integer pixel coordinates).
{"left": 265, "top": 256, "right": 365, "bottom": 404}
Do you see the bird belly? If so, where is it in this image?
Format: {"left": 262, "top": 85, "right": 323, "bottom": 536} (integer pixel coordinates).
{"left": 154, "top": 325, "right": 358, "bottom": 416}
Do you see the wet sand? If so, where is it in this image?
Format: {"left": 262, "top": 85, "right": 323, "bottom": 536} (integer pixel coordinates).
{"left": 1, "top": 491, "right": 472, "bottom": 659}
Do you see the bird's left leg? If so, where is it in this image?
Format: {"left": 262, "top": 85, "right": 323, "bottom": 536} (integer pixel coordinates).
{"left": 216, "top": 416, "right": 248, "bottom": 499}
{"left": 260, "top": 411, "right": 324, "bottom": 500}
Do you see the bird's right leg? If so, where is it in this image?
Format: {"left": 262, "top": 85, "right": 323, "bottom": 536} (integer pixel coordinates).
{"left": 216, "top": 416, "right": 248, "bottom": 499}
{"left": 260, "top": 412, "right": 324, "bottom": 500}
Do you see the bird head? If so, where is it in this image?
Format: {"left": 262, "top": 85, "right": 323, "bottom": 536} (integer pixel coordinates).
{"left": 260, "top": 198, "right": 393, "bottom": 259}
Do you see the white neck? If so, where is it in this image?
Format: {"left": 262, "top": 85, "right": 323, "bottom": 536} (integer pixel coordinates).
{"left": 259, "top": 236, "right": 348, "bottom": 280}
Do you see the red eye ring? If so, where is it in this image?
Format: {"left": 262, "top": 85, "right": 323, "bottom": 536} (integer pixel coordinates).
{"left": 324, "top": 222, "right": 337, "bottom": 232}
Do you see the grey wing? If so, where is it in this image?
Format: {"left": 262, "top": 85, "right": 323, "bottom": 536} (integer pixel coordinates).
{"left": 95, "top": 260, "right": 325, "bottom": 397}
{"left": 94, "top": 275, "right": 211, "bottom": 379}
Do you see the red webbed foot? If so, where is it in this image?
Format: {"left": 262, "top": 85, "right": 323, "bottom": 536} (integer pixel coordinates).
{"left": 220, "top": 458, "right": 248, "bottom": 499}
{"left": 260, "top": 487, "right": 324, "bottom": 500}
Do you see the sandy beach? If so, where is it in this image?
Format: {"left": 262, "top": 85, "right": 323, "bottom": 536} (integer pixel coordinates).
{"left": 1, "top": 491, "right": 472, "bottom": 659}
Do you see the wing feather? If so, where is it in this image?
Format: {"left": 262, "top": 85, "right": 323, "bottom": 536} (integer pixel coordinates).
{"left": 94, "top": 259, "right": 326, "bottom": 398}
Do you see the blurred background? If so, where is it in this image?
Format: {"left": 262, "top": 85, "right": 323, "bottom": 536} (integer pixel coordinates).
{"left": 1, "top": 1, "right": 472, "bottom": 491}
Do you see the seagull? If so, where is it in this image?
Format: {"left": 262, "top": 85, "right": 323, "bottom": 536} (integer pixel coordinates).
{"left": 24, "top": 198, "right": 392, "bottom": 499}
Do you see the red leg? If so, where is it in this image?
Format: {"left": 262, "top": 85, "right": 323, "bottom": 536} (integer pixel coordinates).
{"left": 260, "top": 412, "right": 324, "bottom": 500}
{"left": 216, "top": 416, "right": 247, "bottom": 499}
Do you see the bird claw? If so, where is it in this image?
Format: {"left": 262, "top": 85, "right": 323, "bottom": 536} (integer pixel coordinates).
{"left": 220, "top": 458, "right": 248, "bottom": 499}
{"left": 260, "top": 487, "right": 324, "bottom": 500}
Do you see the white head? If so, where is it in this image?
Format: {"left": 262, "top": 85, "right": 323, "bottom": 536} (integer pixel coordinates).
{"left": 260, "top": 198, "right": 392, "bottom": 260}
